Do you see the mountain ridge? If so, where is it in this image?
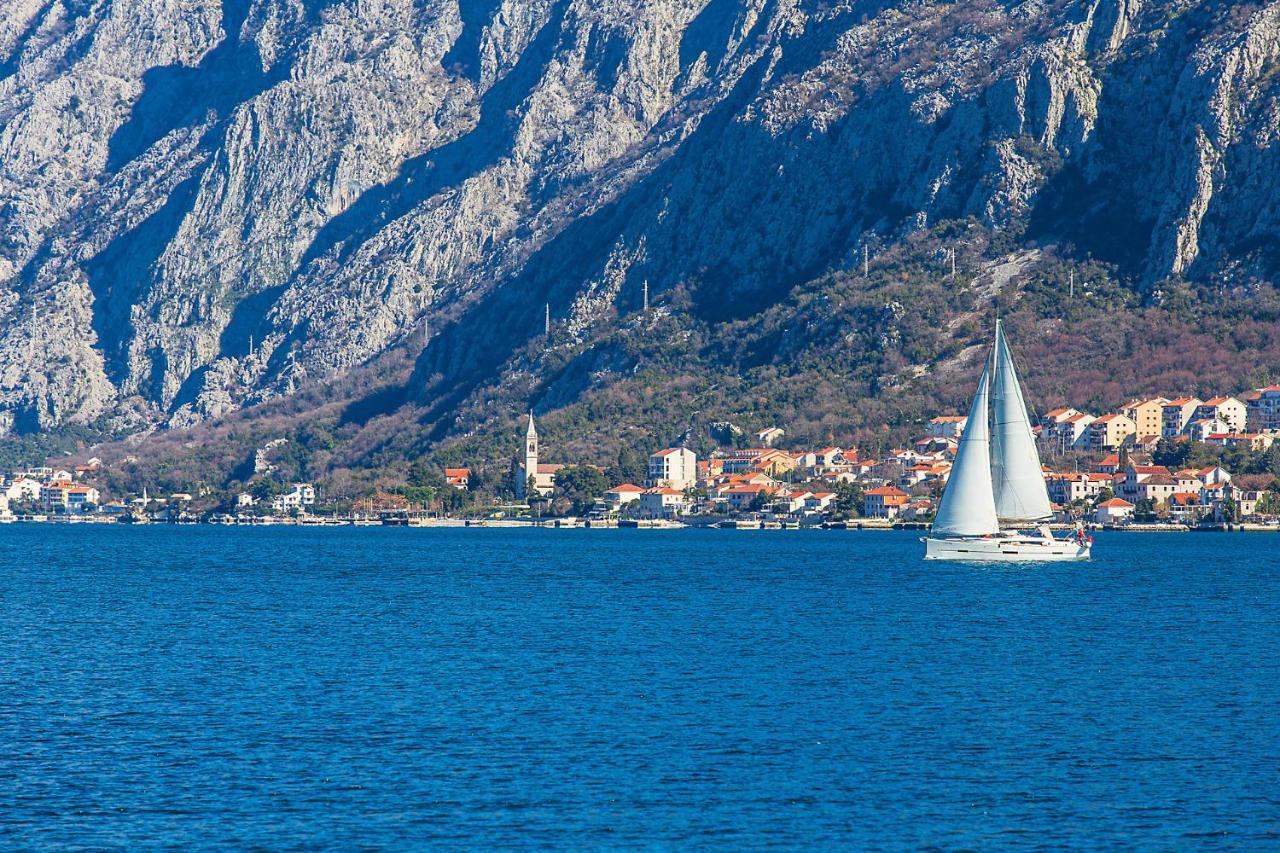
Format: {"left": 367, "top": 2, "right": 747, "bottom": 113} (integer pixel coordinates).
{"left": 1, "top": 0, "right": 1279, "bottom": 457}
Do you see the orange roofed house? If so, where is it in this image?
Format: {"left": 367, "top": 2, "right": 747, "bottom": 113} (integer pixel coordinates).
{"left": 1087, "top": 413, "right": 1136, "bottom": 450}
{"left": 1121, "top": 397, "right": 1168, "bottom": 438}
{"left": 863, "top": 486, "right": 910, "bottom": 519}
{"left": 1194, "top": 396, "right": 1247, "bottom": 432}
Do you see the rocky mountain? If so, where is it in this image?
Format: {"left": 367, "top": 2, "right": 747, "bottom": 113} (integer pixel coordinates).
{"left": 2, "top": 0, "right": 1279, "bottom": 440}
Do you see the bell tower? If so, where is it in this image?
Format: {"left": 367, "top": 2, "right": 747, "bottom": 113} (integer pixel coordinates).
{"left": 519, "top": 411, "right": 538, "bottom": 498}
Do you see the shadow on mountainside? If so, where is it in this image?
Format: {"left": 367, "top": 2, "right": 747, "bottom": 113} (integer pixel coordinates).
{"left": 105, "top": 0, "right": 286, "bottom": 171}
{"left": 84, "top": 172, "right": 204, "bottom": 388}
{"left": 335, "top": 51, "right": 778, "bottom": 435}
{"left": 296, "top": 0, "right": 570, "bottom": 271}
{"left": 440, "top": 0, "right": 503, "bottom": 81}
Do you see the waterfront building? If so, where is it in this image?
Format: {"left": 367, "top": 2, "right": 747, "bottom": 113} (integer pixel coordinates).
{"left": 604, "top": 484, "right": 644, "bottom": 512}
{"left": 1094, "top": 497, "right": 1135, "bottom": 524}
{"left": 724, "top": 484, "right": 774, "bottom": 511}
{"left": 5, "top": 477, "right": 42, "bottom": 503}
{"left": 41, "top": 481, "right": 100, "bottom": 513}
{"left": 1046, "top": 473, "right": 1106, "bottom": 505}
{"left": 804, "top": 492, "right": 837, "bottom": 511}
{"left": 444, "top": 468, "right": 471, "bottom": 489}
{"left": 647, "top": 448, "right": 697, "bottom": 490}
{"left": 271, "top": 483, "right": 316, "bottom": 512}
{"left": 863, "top": 485, "right": 910, "bottom": 519}
{"left": 1135, "top": 475, "right": 1179, "bottom": 506}
{"left": 638, "top": 487, "right": 687, "bottom": 518}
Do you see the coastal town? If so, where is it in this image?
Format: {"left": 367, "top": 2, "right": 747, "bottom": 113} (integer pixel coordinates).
{"left": 5, "top": 386, "right": 1280, "bottom": 531}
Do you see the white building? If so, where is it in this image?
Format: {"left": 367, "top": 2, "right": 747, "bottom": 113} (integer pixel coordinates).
{"left": 271, "top": 483, "right": 316, "bottom": 512}
{"left": 1094, "top": 498, "right": 1135, "bottom": 524}
{"left": 928, "top": 416, "right": 967, "bottom": 439}
{"left": 647, "top": 447, "right": 697, "bottom": 491}
{"left": 1161, "top": 398, "right": 1202, "bottom": 437}
{"left": 1042, "top": 412, "right": 1096, "bottom": 448}
{"left": 756, "top": 427, "right": 785, "bottom": 447}
{"left": 5, "top": 477, "right": 42, "bottom": 503}
{"left": 41, "top": 481, "right": 100, "bottom": 513}
{"left": 1186, "top": 417, "right": 1231, "bottom": 443}
{"left": 1194, "top": 397, "right": 1247, "bottom": 432}
{"left": 603, "top": 484, "right": 644, "bottom": 512}
{"left": 638, "top": 487, "right": 687, "bottom": 518}
{"left": 1245, "top": 386, "right": 1280, "bottom": 432}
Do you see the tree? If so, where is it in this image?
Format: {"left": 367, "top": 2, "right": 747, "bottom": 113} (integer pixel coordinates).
{"left": 606, "top": 447, "right": 648, "bottom": 485}
{"left": 554, "top": 466, "right": 610, "bottom": 515}
{"left": 1222, "top": 494, "right": 1238, "bottom": 523}
{"left": 1152, "top": 438, "right": 1189, "bottom": 468}
{"left": 249, "top": 479, "right": 283, "bottom": 502}
{"left": 833, "top": 481, "right": 864, "bottom": 517}
{"left": 1133, "top": 497, "right": 1156, "bottom": 522}
{"left": 1255, "top": 491, "right": 1280, "bottom": 517}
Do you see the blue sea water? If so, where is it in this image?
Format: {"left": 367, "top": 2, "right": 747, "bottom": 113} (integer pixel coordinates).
{"left": 2, "top": 525, "right": 1278, "bottom": 849}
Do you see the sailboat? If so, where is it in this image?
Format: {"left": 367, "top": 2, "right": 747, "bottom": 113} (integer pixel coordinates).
{"left": 924, "top": 320, "right": 1091, "bottom": 561}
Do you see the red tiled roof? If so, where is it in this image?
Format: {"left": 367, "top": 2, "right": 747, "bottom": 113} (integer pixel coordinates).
{"left": 865, "top": 486, "right": 909, "bottom": 497}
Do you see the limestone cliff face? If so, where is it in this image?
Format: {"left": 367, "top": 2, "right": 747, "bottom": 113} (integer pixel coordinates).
{"left": 0, "top": 0, "right": 1277, "bottom": 433}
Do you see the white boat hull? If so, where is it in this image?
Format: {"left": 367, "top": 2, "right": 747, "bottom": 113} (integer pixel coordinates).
{"left": 924, "top": 533, "right": 1091, "bottom": 562}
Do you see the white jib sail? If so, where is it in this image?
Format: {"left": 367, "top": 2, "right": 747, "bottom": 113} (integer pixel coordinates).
{"left": 990, "top": 320, "right": 1054, "bottom": 523}
{"left": 931, "top": 355, "right": 1000, "bottom": 537}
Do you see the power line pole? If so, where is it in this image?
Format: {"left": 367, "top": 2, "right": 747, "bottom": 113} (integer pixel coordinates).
{"left": 949, "top": 248, "right": 956, "bottom": 279}
{"left": 642, "top": 280, "right": 649, "bottom": 312}
{"left": 863, "top": 245, "right": 870, "bottom": 278}
{"left": 544, "top": 303, "right": 550, "bottom": 337}
{"left": 1069, "top": 271, "right": 1075, "bottom": 299}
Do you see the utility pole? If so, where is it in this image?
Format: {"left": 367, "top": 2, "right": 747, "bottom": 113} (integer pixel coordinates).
{"left": 544, "top": 303, "right": 551, "bottom": 337}
{"left": 248, "top": 334, "right": 254, "bottom": 358}
{"left": 863, "top": 245, "right": 870, "bottom": 278}
{"left": 642, "top": 280, "right": 649, "bottom": 312}
{"left": 1069, "top": 271, "right": 1075, "bottom": 299}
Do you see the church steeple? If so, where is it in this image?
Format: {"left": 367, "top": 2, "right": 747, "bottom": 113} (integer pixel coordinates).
{"left": 519, "top": 411, "right": 538, "bottom": 498}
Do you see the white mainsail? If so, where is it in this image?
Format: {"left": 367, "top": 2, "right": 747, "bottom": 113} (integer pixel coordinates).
{"left": 930, "top": 355, "right": 1000, "bottom": 537}
{"left": 990, "top": 320, "right": 1053, "bottom": 523}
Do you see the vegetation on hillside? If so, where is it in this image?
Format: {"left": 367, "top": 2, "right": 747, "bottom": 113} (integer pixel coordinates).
{"left": 37, "top": 220, "right": 1280, "bottom": 507}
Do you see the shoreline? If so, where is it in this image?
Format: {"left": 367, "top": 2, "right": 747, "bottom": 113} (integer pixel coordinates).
{"left": 3, "top": 516, "right": 1276, "bottom": 533}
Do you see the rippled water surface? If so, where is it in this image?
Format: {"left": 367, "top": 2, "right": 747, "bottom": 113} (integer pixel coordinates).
{"left": 3, "top": 526, "right": 1279, "bottom": 848}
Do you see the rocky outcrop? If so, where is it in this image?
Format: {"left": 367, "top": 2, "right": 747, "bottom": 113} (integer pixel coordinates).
{"left": 0, "top": 0, "right": 1277, "bottom": 434}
